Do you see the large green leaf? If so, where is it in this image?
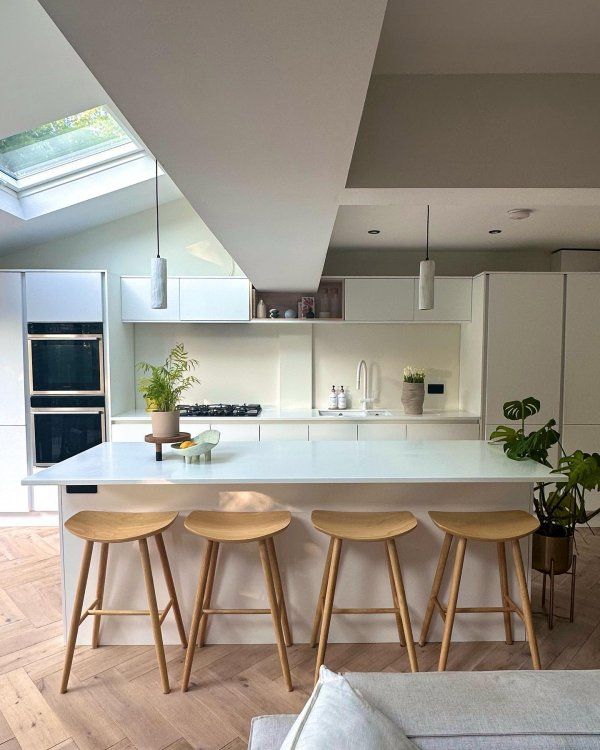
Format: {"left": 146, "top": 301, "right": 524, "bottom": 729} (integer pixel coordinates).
{"left": 503, "top": 397, "right": 541, "bottom": 422}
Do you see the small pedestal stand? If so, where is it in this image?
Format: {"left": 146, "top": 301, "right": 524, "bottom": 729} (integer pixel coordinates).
{"left": 144, "top": 432, "right": 191, "bottom": 462}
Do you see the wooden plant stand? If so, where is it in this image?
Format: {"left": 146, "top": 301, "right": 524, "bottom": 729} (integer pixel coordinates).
{"left": 144, "top": 432, "right": 191, "bottom": 462}
{"left": 541, "top": 555, "right": 577, "bottom": 630}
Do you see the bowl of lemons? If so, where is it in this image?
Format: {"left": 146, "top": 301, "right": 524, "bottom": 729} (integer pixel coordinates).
{"left": 171, "top": 429, "right": 220, "bottom": 463}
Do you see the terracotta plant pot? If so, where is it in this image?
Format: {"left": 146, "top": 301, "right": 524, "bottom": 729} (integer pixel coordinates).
{"left": 151, "top": 410, "right": 180, "bottom": 438}
{"left": 532, "top": 531, "right": 574, "bottom": 575}
{"left": 401, "top": 382, "right": 425, "bottom": 415}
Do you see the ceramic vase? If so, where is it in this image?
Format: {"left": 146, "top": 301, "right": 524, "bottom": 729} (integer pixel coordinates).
{"left": 401, "top": 382, "right": 425, "bottom": 415}
{"left": 151, "top": 410, "right": 180, "bottom": 438}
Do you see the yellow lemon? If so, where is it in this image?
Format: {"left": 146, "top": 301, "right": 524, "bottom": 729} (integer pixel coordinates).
{"left": 180, "top": 440, "right": 196, "bottom": 449}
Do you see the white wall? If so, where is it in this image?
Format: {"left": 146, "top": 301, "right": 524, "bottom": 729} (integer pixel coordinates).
{"left": 348, "top": 74, "right": 600, "bottom": 189}
{"left": 313, "top": 323, "right": 460, "bottom": 411}
{"left": 0, "top": 199, "right": 242, "bottom": 277}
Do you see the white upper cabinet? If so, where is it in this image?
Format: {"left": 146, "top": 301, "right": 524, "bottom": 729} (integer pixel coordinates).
{"left": 563, "top": 274, "right": 600, "bottom": 424}
{"left": 484, "top": 273, "right": 564, "bottom": 426}
{"left": 179, "top": 278, "right": 251, "bottom": 321}
{"left": 121, "top": 277, "right": 180, "bottom": 322}
{"left": 26, "top": 272, "right": 103, "bottom": 322}
{"left": 413, "top": 277, "right": 472, "bottom": 321}
{"left": 0, "top": 273, "right": 26, "bottom": 425}
{"left": 344, "top": 278, "right": 414, "bottom": 321}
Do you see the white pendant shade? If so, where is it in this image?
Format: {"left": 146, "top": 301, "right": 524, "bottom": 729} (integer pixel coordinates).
{"left": 419, "top": 259, "right": 435, "bottom": 310}
{"left": 151, "top": 256, "right": 168, "bottom": 309}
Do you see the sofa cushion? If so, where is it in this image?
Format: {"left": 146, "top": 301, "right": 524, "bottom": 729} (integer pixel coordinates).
{"left": 248, "top": 670, "right": 600, "bottom": 750}
{"left": 279, "top": 666, "right": 419, "bottom": 750}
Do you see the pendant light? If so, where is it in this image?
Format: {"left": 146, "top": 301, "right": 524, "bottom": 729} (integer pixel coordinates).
{"left": 419, "top": 204, "right": 435, "bottom": 310}
{"left": 150, "top": 158, "right": 167, "bottom": 309}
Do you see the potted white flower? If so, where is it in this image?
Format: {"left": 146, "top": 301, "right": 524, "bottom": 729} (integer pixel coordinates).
{"left": 401, "top": 366, "right": 425, "bottom": 415}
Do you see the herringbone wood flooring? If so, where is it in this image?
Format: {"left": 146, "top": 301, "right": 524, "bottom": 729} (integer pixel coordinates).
{"left": 0, "top": 527, "right": 598, "bottom": 750}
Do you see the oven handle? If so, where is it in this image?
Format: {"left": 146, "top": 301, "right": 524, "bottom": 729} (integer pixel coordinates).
{"left": 27, "top": 334, "right": 103, "bottom": 341}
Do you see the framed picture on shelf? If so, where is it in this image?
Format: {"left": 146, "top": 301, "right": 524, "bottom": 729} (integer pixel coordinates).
{"left": 298, "top": 296, "right": 315, "bottom": 319}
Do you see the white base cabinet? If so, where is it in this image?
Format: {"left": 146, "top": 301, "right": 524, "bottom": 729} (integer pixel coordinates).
{"left": 407, "top": 423, "right": 480, "bottom": 440}
{"left": 0, "top": 427, "right": 30, "bottom": 512}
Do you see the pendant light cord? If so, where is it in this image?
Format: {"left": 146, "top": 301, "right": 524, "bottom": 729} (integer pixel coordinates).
{"left": 155, "top": 158, "right": 160, "bottom": 259}
{"left": 425, "top": 204, "right": 430, "bottom": 261}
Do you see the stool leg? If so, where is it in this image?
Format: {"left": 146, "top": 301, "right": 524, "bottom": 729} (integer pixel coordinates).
{"left": 385, "top": 543, "right": 405, "bottom": 646}
{"left": 139, "top": 538, "right": 170, "bottom": 694}
{"left": 386, "top": 539, "right": 418, "bottom": 672}
{"left": 419, "top": 532, "right": 453, "bottom": 646}
{"left": 198, "top": 541, "right": 219, "bottom": 647}
{"left": 267, "top": 537, "right": 293, "bottom": 647}
{"left": 91, "top": 542, "right": 109, "bottom": 649}
{"left": 438, "top": 536, "right": 467, "bottom": 672}
{"left": 181, "top": 540, "right": 213, "bottom": 692}
{"left": 510, "top": 539, "right": 541, "bottom": 670}
{"left": 497, "top": 542, "right": 513, "bottom": 645}
{"left": 310, "top": 537, "right": 334, "bottom": 647}
{"left": 61, "top": 540, "right": 93, "bottom": 693}
{"left": 258, "top": 539, "right": 293, "bottom": 691}
{"left": 315, "top": 537, "right": 342, "bottom": 684}
{"left": 155, "top": 533, "right": 187, "bottom": 648}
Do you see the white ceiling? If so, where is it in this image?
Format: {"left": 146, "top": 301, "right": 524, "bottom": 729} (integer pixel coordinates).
{"left": 38, "top": 0, "right": 387, "bottom": 291}
{"left": 0, "top": 0, "right": 183, "bottom": 255}
{"left": 374, "top": 0, "right": 600, "bottom": 74}
{"left": 330, "top": 203, "right": 600, "bottom": 252}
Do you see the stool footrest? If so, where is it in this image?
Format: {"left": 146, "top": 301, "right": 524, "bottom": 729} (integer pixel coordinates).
{"left": 84, "top": 600, "right": 173, "bottom": 620}
{"left": 202, "top": 608, "right": 271, "bottom": 615}
{"left": 332, "top": 607, "right": 398, "bottom": 615}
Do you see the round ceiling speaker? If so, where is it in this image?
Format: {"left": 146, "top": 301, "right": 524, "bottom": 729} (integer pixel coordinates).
{"left": 507, "top": 208, "right": 532, "bottom": 220}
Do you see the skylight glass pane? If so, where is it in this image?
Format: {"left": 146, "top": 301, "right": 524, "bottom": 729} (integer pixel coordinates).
{"left": 0, "top": 106, "right": 131, "bottom": 180}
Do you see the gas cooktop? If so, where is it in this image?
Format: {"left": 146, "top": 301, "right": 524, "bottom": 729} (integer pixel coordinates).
{"left": 178, "top": 403, "right": 262, "bottom": 417}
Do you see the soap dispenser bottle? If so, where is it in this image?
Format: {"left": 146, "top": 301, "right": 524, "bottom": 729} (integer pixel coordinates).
{"left": 329, "top": 386, "right": 338, "bottom": 410}
{"left": 337, "top": 386, "right": 347, "bottom": 410}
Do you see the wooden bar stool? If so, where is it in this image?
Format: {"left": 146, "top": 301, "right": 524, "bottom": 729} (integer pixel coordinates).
{"left": 61, "top": 511, "right": 187, "bottom": 694}
{"left": 181, "top": 510, "right": 293, "bottom": 692}
{"left": 311, "top": 510, "right": 419, "bottom": 683}
{"left": 419, "top": 510, "right": 541, "bottom": 671}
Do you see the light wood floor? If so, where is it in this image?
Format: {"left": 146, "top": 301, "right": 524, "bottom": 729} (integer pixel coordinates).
{"left": 0, "top": 527, "right": 598, "bottom": 750}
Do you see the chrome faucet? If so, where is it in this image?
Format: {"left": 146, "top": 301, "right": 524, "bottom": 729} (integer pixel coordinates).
{"left": 356, "top": 359, "right": 372, "bottom": 411}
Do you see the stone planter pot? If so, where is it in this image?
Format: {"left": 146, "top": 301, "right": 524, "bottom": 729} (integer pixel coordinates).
{"left": 401, "top": 382, "right": 425, "bottom": 415}
{"left": 532, "top": 531, "right": 574, "bottom": 575}
{"left": 151, "top": 410, "right": 180, "bottom": 438}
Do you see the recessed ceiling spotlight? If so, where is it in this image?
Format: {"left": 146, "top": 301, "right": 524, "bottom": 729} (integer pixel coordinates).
{"left": 368, "top": 229, "right": 380, "bottom": 235}
{"left": 508, "top": 208, "right": 532, "bottom": 220}
{"left": 489, "top": 229, "right": 502, "bottom": 234}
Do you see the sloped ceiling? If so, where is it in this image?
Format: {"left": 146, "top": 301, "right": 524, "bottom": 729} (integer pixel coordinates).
{"left": 38, "top": 0, "right": 387, "bottom": 291}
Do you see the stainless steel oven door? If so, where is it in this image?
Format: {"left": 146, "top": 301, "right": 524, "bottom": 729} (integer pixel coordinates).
{"left": 28, "top": 335, "right": 104, "bottom": 396}
{"left": 31, "top": 407, "right": 105, "bottom": 467}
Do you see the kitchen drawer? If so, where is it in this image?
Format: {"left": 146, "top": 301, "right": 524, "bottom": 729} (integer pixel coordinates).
{"left": 357, "top": 423, "right": 407, "bottom": 440}
{"left": 260, "top": 423, "right": 309, "bottom": 441}
{"left": 309, "top": 423, "right": 358, "bottom": 441}
{"left": 406, "top": 423, "right": 480, "bottom": 440}
{"left": 211, "top": 423, "right": 259, "bottom": 441}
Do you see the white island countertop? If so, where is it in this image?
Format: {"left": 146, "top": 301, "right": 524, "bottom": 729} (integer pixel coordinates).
{"left": 24, "top": 440, "right": 560, "bottom": 486}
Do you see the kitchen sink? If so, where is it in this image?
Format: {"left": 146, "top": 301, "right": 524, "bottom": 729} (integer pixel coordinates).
{"left": 317, "top": 409, "right": 393, "bottom": 417}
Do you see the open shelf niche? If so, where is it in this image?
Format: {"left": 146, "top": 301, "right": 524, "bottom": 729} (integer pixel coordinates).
{"left": 252, "top": 278, "right": 344, "bottom": 322}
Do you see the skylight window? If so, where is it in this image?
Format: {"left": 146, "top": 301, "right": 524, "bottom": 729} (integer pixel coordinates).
{"left": 0, "top": 105, "right": 143, "bottom": 194}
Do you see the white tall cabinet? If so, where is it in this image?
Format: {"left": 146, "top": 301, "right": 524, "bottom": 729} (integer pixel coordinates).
{"left": 0, "top": 273, "right": 29, "bottom": 512}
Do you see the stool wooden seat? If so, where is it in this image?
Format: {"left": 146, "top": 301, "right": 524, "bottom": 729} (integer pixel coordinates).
{"left": 429, "top": 510, "right": 539, "bottom": 542}
{"left": 184, "top": 510, "right": 291, "bottom": 542}
{"left": 61, "top": 511, "right": 186, "bottom": 695}
{"left": 420, "top": 509, "right": 541, "bottom": 672}
{"left": 311, "top": 509, "right": 419, "bottom": 683}
{"left": 181, "top": 511, "right": 293, "bottom": 693}
{"left": 312, "top": 510, "right": 417, "bottom": 541}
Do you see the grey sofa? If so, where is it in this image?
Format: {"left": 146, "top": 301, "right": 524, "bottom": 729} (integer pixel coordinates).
{"left": 248, "top": 670, "right": 600, "bottom": 749}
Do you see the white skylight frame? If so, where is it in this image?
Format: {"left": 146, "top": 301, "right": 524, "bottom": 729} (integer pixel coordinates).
{"left": 0, "top": 105, "right": 146, "bottom": 198}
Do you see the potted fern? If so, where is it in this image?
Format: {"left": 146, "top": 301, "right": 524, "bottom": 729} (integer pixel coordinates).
{"left": 490, "top": 396, "right": 600, "bottom": 575}
{"left": 137, "top": 343, "right": 199, "bottom": 438}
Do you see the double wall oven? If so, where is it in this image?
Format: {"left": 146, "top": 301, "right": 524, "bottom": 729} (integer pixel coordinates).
{"left": 28, "top": 323, "right": 106, "bottom": 466}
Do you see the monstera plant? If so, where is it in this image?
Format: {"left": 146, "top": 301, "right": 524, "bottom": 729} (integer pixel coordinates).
{"left": 490, "top": 397, "right": 600, "bottom": 537}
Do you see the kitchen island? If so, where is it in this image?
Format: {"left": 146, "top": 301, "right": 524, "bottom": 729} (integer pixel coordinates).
{"left": 24, "top": 440, "right": 558, "bottom": 646}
